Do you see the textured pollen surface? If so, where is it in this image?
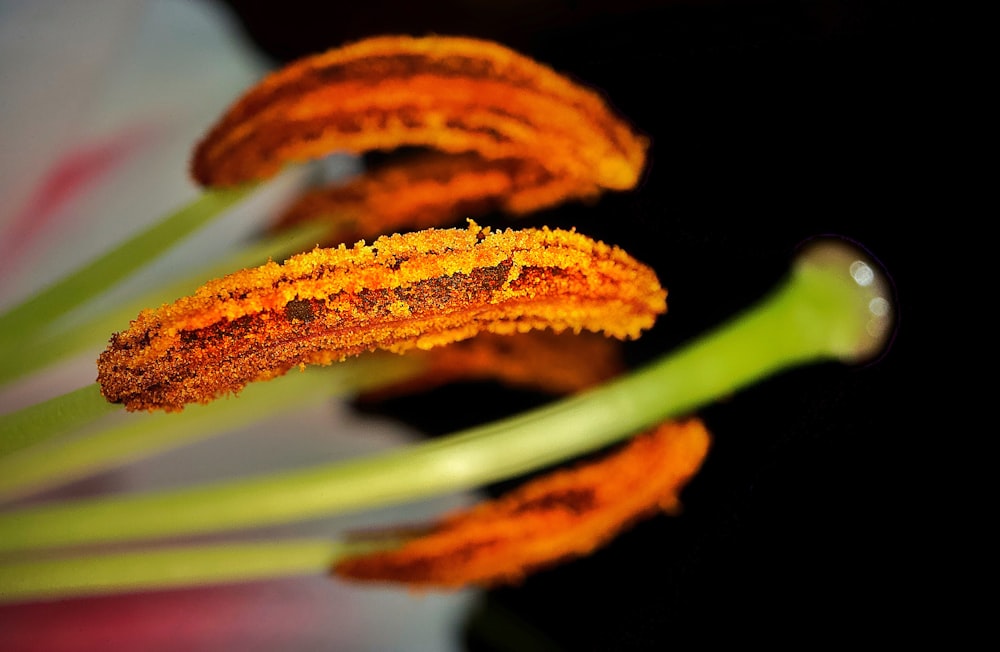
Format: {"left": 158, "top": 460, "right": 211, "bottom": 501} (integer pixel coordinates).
{"left": 334, "top": 419, "right": 711, "bottom": 588}
{"left": 97, "top": 222, "right": 666, "bottom": 411}
{"left": 191, "top": 35, "right": 648, "bottom": 193}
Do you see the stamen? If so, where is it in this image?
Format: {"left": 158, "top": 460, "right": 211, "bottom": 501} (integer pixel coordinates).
{"left": 97, "top": 221, "right": 665, "bottom": 411}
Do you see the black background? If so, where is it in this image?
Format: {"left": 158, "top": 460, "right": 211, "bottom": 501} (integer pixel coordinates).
{"left": 220, "top": 1, "right": 925, "bottom": 648}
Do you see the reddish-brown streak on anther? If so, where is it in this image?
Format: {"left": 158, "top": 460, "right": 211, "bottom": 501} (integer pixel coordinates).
{"left": 97, "top": 222, "right": 666, "bottom": 412}
{"left": 334, "top": 419, "right": 711, "bottom": 588}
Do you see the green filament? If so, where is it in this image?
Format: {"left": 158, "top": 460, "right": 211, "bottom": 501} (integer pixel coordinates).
{"left": 0, "top": 384, "right": 118, "bottom": 458}
{"left": 0, "top": 539, "right": 393, "bottom": 603}
{"left": 0, "top": 356, "right": 424, "bottom": 501}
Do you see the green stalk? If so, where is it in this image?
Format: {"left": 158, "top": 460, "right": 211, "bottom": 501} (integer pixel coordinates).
{"left": 0, "top": 238, "right": 893, "bottom": 554}
{"left": 0, "top": 222, "right": 328, "bottom": 387}
{"left": 0, "top": 385, "right": 118, "bottom": 458}
{"left": 0, "top": 188, "right": 251, "bottom": 354}
{"left": 0, "top": 539, "right": 393, "bottom": 603}
{"left": 0, "top": 356, "right": 425, "bottom": 501}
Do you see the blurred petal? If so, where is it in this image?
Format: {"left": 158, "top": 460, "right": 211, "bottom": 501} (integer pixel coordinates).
{"left": 0, "top": 2, "right": 474, "bottom": 649}
{"left": 0, "top": 0, "right": 328, "bottom": 405}
{"left": 0, "top": 0, "right": 265, "bottom": 307}
{"left": 0, "top": 0, "right": 141, "bottom": 259}
{"left": 0, "top": 579, "right": 472, "bottom": 652}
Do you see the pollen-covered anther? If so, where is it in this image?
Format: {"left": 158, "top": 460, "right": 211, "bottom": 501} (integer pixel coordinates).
{"left": 334, "top": 419, "right": 710, "bottom": 588}
{"left": 97, "top": 222, "right": 666, "bottom": 411}
{"left": 191, "top": 35, "right": 648, "bottom": 195}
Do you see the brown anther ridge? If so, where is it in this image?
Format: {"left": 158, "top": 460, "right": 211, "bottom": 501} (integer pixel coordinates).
{"left": 191, "top": 35, "right": 648, "bottom": 196}
{"left": 275, "top": 152, "right": 599, "bottom": 246}
{"left": 334, "top": 419, "right": 710, "bottom": 588}
{"left": 97, "top": 221, "right": 665, "bottom": 411}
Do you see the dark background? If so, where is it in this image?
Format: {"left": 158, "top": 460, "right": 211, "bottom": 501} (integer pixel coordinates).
{"left": 220, "top": 1, "right": 924, "bottom": 648}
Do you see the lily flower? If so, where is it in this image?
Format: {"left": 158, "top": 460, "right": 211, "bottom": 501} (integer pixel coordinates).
{"left": 0, "top": 3, "right": 898, "bottom": 650}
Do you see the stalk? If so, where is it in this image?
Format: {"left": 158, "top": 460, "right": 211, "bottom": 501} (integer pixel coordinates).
{"left": 0, "top": 238, "right": 894, "bottom": 554}
{"left": 0, "top": 188, "right": 251, "bottom": 355}
{"left": 0, "top": 356, "right": 424, "bottom": 501}
{"left": 0, "top": 385, "right": 118, "bottom": 458}
{"left": 0, "top": 539, "right": 393, "bottom": 603}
